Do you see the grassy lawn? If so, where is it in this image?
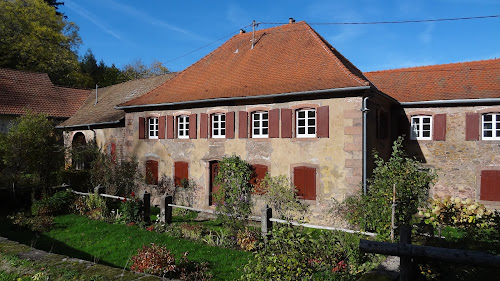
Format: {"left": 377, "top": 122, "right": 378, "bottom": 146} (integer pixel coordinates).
{"left": 0, "top": 214, "right": 253, "bottom": 280}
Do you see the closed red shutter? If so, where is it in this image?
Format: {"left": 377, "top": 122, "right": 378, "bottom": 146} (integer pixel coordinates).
{"left": 159, "top": 116, "right": 166, "bottom": 139}
{"left": 145, "top": 160, "right": 158, "bottom": 185}
{"left": 466, "top": 113, "right": 479, "bottom": 141}
{"left": 239, "top": 111, "right": 248, "bottom": 138}
{"left": 200, "top": 113, "right": 208, "bottom": 138}
{"left": 480, "top": 170, "right": 500, "bottom": 201}
{"left": 433, "top": 114, "right": 446, "bottom": 141}
{"left": 294, "top": 166, "right": 316, "bottom": 200}
{"left": 139, "top": 117, "right": 145, "bottom": 139}
{"left": 174, "top": 161, "right": 189, "bottom": 187}
{"left": 111, "top": 143, "right": 116, "bottom": 163}
{"left": 189, "top": 114, "right": 197, "bottom": 139}
{"left": 226, "top": 111, "right": 235, "bottom": 139}
{"left": 317, "top": 106, "right": 329, "bottom": 138}
{"left": 281, "top": 108, "right": 292, "bottom": 138}
{"left": 166, "top": 115, "right": 174, "bottom": 139}
{"left": 251, "top": 164, "right": 268, "bottom": 194}
{"left": 269, "top": 109, "right": 280, "bottom": 138}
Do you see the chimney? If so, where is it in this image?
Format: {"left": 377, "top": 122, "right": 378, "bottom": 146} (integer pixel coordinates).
{"left": 289, "top": 18, "right": 295, "bottom": 24}
{"left": 240, "top": 29, "right": 246, "bottom": 34}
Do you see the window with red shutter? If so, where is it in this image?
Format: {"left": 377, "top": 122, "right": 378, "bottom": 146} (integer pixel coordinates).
{"left": 159, "top": 116, "right": 166, "bottom": 139}
{"left": 109, "top": 143, "right": 116, "bottom": 163}
{"left": 466, "top": 113, "right": 479, "bottom": 141}
{"left": 226, "top": 111, "right": 235, "bottom": 139}
{"left": 281, "top": 109, "right": 292, "bottom": 138}
{"left": 251, "top": 164, "right": 268, "bottom": 194}
{"left": 293, "top": 166, "right": 316, "bottom": 200}
{"left": 139, "top": 117, "right": 145, "bottom": 139}
{"left": 200, "top": 113, "right": 208, "bottom": 138}
{"left": 239, "top": 111, "right": 248, "bottom": 138}
{"left": 145, "top": 160, "right": 158, "bottom": 185}
{"left": 166, "top": 115, "right": 174, "bottom": 139}
{"left": 269, "top": 109, "right": 280, "bottom": 138}
{"left": 189, "top": 113, "right": 197, "bottom": 139}
{"left": 480, "top": 170, "right": 500, "bottom": 201}
{"left": 174, "top": 161, "right": 189, "bottom": 187}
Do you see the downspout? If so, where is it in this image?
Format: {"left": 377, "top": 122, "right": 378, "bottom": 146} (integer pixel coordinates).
{"left": 362, "top": 96, "right": 370, "bottom": 195}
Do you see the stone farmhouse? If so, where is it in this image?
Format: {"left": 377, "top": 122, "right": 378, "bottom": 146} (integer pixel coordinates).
{"left": 60, "top": 20, "right": 500, "bottom": 222}
{"left": 0, "top": 68, "right": 90, "bottom": 133}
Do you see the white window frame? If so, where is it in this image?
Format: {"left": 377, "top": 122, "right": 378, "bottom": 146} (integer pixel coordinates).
{"left": 296, "top": 108, "right": 316, "bottom": 138}
{"left": 410, "top": 115, "right": 432, "bottom": 140}
{"left": 177, "top": 115, "right": 189, "bottom": 139}
{"left": 211, "top": 113, "right": 225, "bottom": 138}
{"left": 148, "top": 117, "right": 159, "bottom": 139}
{"left": 482, "top": 113, "right": 500, "bottom": 140}
{"left": 252, "top": 111, "right": 269, "bottom": 138}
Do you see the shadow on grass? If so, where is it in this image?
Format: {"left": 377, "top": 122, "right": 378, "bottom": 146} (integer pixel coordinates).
{"left": 0, "top": 218, "right": 118, "bottom": 268}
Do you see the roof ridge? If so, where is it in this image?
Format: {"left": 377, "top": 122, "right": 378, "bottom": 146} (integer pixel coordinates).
{"left": 366, "top": 58, "right": 500, "bottom": 74}
{"left": 303, "top": 22, "right": 369, "bottom": 86}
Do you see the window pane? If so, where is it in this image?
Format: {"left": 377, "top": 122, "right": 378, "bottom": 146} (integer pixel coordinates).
{"left": 214, "top": 129, "right": 219, "bottom": 135}
{"left": 254, "top": 114, "right": 260, "bottom": 120}
{"left": 485, "top": 131, "right": 492, "bottom": 137}
{"left": 263, "top": 113, "right": 268, "bottom": 119}
{"left": 213, "top": 123, "right": 218, "bottom": 129}
{"left": 221, "top": 115, "right": 225, "bottom": 121}
{"left": 299, "top": 128, "right": 305, "bottom": 134}
{"left": 298, "top": 111, "right": 305, "bottom": 118}
{"left": 484, "top": 115, "right": 492, "bottom": 122}
{"left": 186, "top": 123, "right": 189, "bottom": 129}
{"left": 179, "top": 124, "right": 184, "bottom": 129}
{"left": 423, "top": 117, "right": 431, "bottom": 123}
{"left": 299, "top": 120, "right": 305, "bottom": 126}
{"left": 254, "top": 129, "right": 259, "bottom": 135}
{"left": 213, "top": 115, "right": 219, "bottom": 122}
{"left": 423, "top": 131, "right": 430, "bottom": 137}
{"left": 263, "top": 128, "right": 268, "bottom": 134}
{"left": 423, "top": 125, "right": 430, "bottom": 130}
{"left": 221, "top": 129, "right": 225, "bottom": 135}
{"left": 308, "top": 111, "right": 315, "bottom": 118}
{"left": 263, "top": 121, "right": 268, "bottom": 127}
{"left": 496, "top": 130, "right": 500, "bottom": 137}
{"left": 308, "top": 119, "right": 315, "bottom": 126}
{"left": 254, "top": 121, "right": 259, "bottom": 127}
{"left": 308, "top": 127, "right": 315, "bottom": 134}
{"left": 484, "top": 123, "right": 492, "bottom": 130}
{"left": 221, "top": 122, "right": 225, "bottom": 129}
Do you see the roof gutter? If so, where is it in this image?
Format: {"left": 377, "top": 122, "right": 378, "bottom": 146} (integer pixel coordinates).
{"left": 401, "top": 98, "right": 500, "bottom": 107}
{"left": 114, "top": 86, "right": 371, "bottom": 110}
{"left": 56, "top": 120, "right": 122, "bottom": 129}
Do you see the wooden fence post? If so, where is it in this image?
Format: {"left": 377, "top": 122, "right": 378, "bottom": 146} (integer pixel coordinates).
{"left": 261, "top": 205, "right": 272, "bottom": 240}
{"left": 143, "top": 192, "right": 151, "bottom": 223}
{"left": 165, "top": 195, "right": 173, "bottom": 225}
{"left": 94, "top": 185, "right": 104, "bottom": 194}
{"left": 399, "top": 224, "right": 414, "bottom": 281}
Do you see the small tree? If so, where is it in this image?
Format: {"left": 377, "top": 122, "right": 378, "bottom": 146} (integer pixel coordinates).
{"left": 90, "top": 150, "right": 139, "bottom": 196}
{"left": 344, "top": 136, "right": 436, "bottom": 239}
{"left": 213, "top": 155, "right": 253, "bottom": 231}
{"left": 260, "top": 174, "right": 307, "bottom": 221}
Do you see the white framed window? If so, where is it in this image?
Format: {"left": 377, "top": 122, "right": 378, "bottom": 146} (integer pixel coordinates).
{"left": 410, "top": 115, "right": 432, "bottom": 140}
{"left": 211, "top": 113, "right": 225, "bottom": 138}
{"left": 252, "top": 111, "right": 269, "bottom": 138}
{"left": 148, "top": 117, "right": 159, "bottom": 139}
{"left": 177, "top": 115, "right": 189, "bottom": 139}
{"left": 482, "top": 113, "right": 500, "bottom": 140}
{"left": 296, "top": 109, "right": 316, "bottom": 138}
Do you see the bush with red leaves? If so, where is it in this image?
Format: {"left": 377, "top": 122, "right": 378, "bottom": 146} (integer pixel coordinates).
{"left": 130, "top": 243, "right": 178, "bottom": 277}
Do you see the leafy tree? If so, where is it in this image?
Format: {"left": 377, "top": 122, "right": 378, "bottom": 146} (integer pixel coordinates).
{"left": 0, "top": 0, "right": 83, "bottom": 87}
{"left": 260, "top": 174, "right": 308, "bottom": 221}
{"left": 120, "top": 59, "right": 171, "bottom": 80}
{"left": 343, "top": 136, "right": 437, "bottom": 239}
{"left": 0, "top": 112, "right": 64, "bottom": 197}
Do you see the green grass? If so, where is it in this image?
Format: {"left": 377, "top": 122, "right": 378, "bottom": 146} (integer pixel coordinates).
{"left": 0, "top": 214, "right": 253, "bottom": 280}
{"left": 0, "top": 271, "right": 30, "bottom": 281}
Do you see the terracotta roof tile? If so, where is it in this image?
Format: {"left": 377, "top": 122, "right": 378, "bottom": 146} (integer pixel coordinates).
{"left": 60, "top": 73, "right": 177, "bottom": 127}
{"left": 365, "top": 58, "right": 500, "bottom": 102}
{"left": 0, "top": 68, "right": 90, "bottom": 118}
{"left": 120, "top": 22, "right": 370, "bottom": 107}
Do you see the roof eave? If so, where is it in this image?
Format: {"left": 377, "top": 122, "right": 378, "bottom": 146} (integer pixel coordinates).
{"left": 115, "top": 86, "right": 372, "bottom": 110}
{"left": 401, "top": 98, "right": 500, "bottom": 107}
{"left": 56, "top": 119, "right": 122, "bottom": 129}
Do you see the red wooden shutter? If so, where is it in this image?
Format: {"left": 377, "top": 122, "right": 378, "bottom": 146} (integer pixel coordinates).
{"left": 226, "top": 111, "right": 235, "bottom": 139}
{"left": 465, "top": 113, "right": 479, "bottom": 141}
{"left": 269, "top": 109, "right": 280, "bottom": 138}
{"left": 239, "top": 111, "right": 248, "bottom": 138}
{"left": 189, "top": 114, "right": 197, "bottom": 139}
{"left": 159, "top": 116, "right": 166, "bottom": 139}
{"left": 139, "top": 117, "right": 145, "bottom": 139}
{"left": 111, "top": 143, "right": 116, "bottom": 163}
{"left": 433, "top": 114, "right": 446, "bottom": 141}
{"left": 294, "top": 166, "right": 316, "bottom": 200}
{"left": 145, "top": 160, "right": 158, "bottom": 185}
{"left": 166, "top": 115, "right": 174, "bottom": 139}
{"left": 251, "top": 164, "right": 268, "bottom": 194}
{"left": 200, "top": 113, "right": 208, "bottom": 138}
{"left": 174, "top": 161, "right": 189, "bottom": 187}
{"left": 480, "top": 170, "right": 500, "bottom": 201}
{"left": 281, "top": 108, "right": 292, "bottom": 138}
{"left": 317, "top": 106, "right": 329, "bottom": 138}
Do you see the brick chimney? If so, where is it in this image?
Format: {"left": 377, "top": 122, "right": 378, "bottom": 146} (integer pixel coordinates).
{"left": 289, "top": 18, "right": 296, "bottom": 24}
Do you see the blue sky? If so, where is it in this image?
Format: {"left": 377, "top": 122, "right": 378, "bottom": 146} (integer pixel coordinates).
{"left": 61, "top": 0, "right": 500, "bottom": 72}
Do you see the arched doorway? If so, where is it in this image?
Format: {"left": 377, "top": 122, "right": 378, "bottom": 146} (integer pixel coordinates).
{"left": 72, "top": 132, "right": 87, "bottom": 170}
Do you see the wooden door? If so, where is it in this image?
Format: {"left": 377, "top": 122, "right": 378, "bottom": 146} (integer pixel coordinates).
{"left": 209, "top": 161, "right": 220, "bottom": 205}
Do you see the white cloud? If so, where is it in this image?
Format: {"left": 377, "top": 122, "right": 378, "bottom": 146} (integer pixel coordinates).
{"left": 65, "top": 0, "right": 121, "bottom": 40}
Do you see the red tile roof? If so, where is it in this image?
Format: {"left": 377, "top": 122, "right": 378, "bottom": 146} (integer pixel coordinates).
{"left": 60, "top": 73, "right": 177, "bottom": 127}
{"left": 365, "top": 58, "right": 500, "bottom": 102}
{"left": 0, "top": 68, "right": 90, "bottom": 118}
{"left": 120, "top": 21, "right": 370, "bottom": 107}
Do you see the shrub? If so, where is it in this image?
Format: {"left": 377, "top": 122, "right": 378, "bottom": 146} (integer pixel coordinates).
{"left": 75, "top": 192, "right": 108, "bottom": 220}
{"left": 236, "top": 228, "right": 260, "bottom": 251}
{"left": 130, "top": 243, "right": 178, "bottom": 277}
{"left": 173, "top": 208, "right": 198, "bottom": 220}
{"left": 31, "top": 190, "right": 75, "bottom": 216}
{"left": 90, "top": 152, "right": 139, "bottom": 196}
{"left": 8, "top": 212, "right": 54, "bottom": 232}
{"left": 242, "top": 225, "right": 371, "bottom": 280}
{"left": 343, "top": 136, "right": 436, "bottom": 239}
{"left": 260, "top": 174, "right": 308, "bottom": 221}
{"left": 180, "top": 223, "right": 204, "bottom": 241}
{"left": 118, "top": 193, "right": 142, "bottom": 224}
{"left": 213, "top": 155, "right": 254, "bottom": 232}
